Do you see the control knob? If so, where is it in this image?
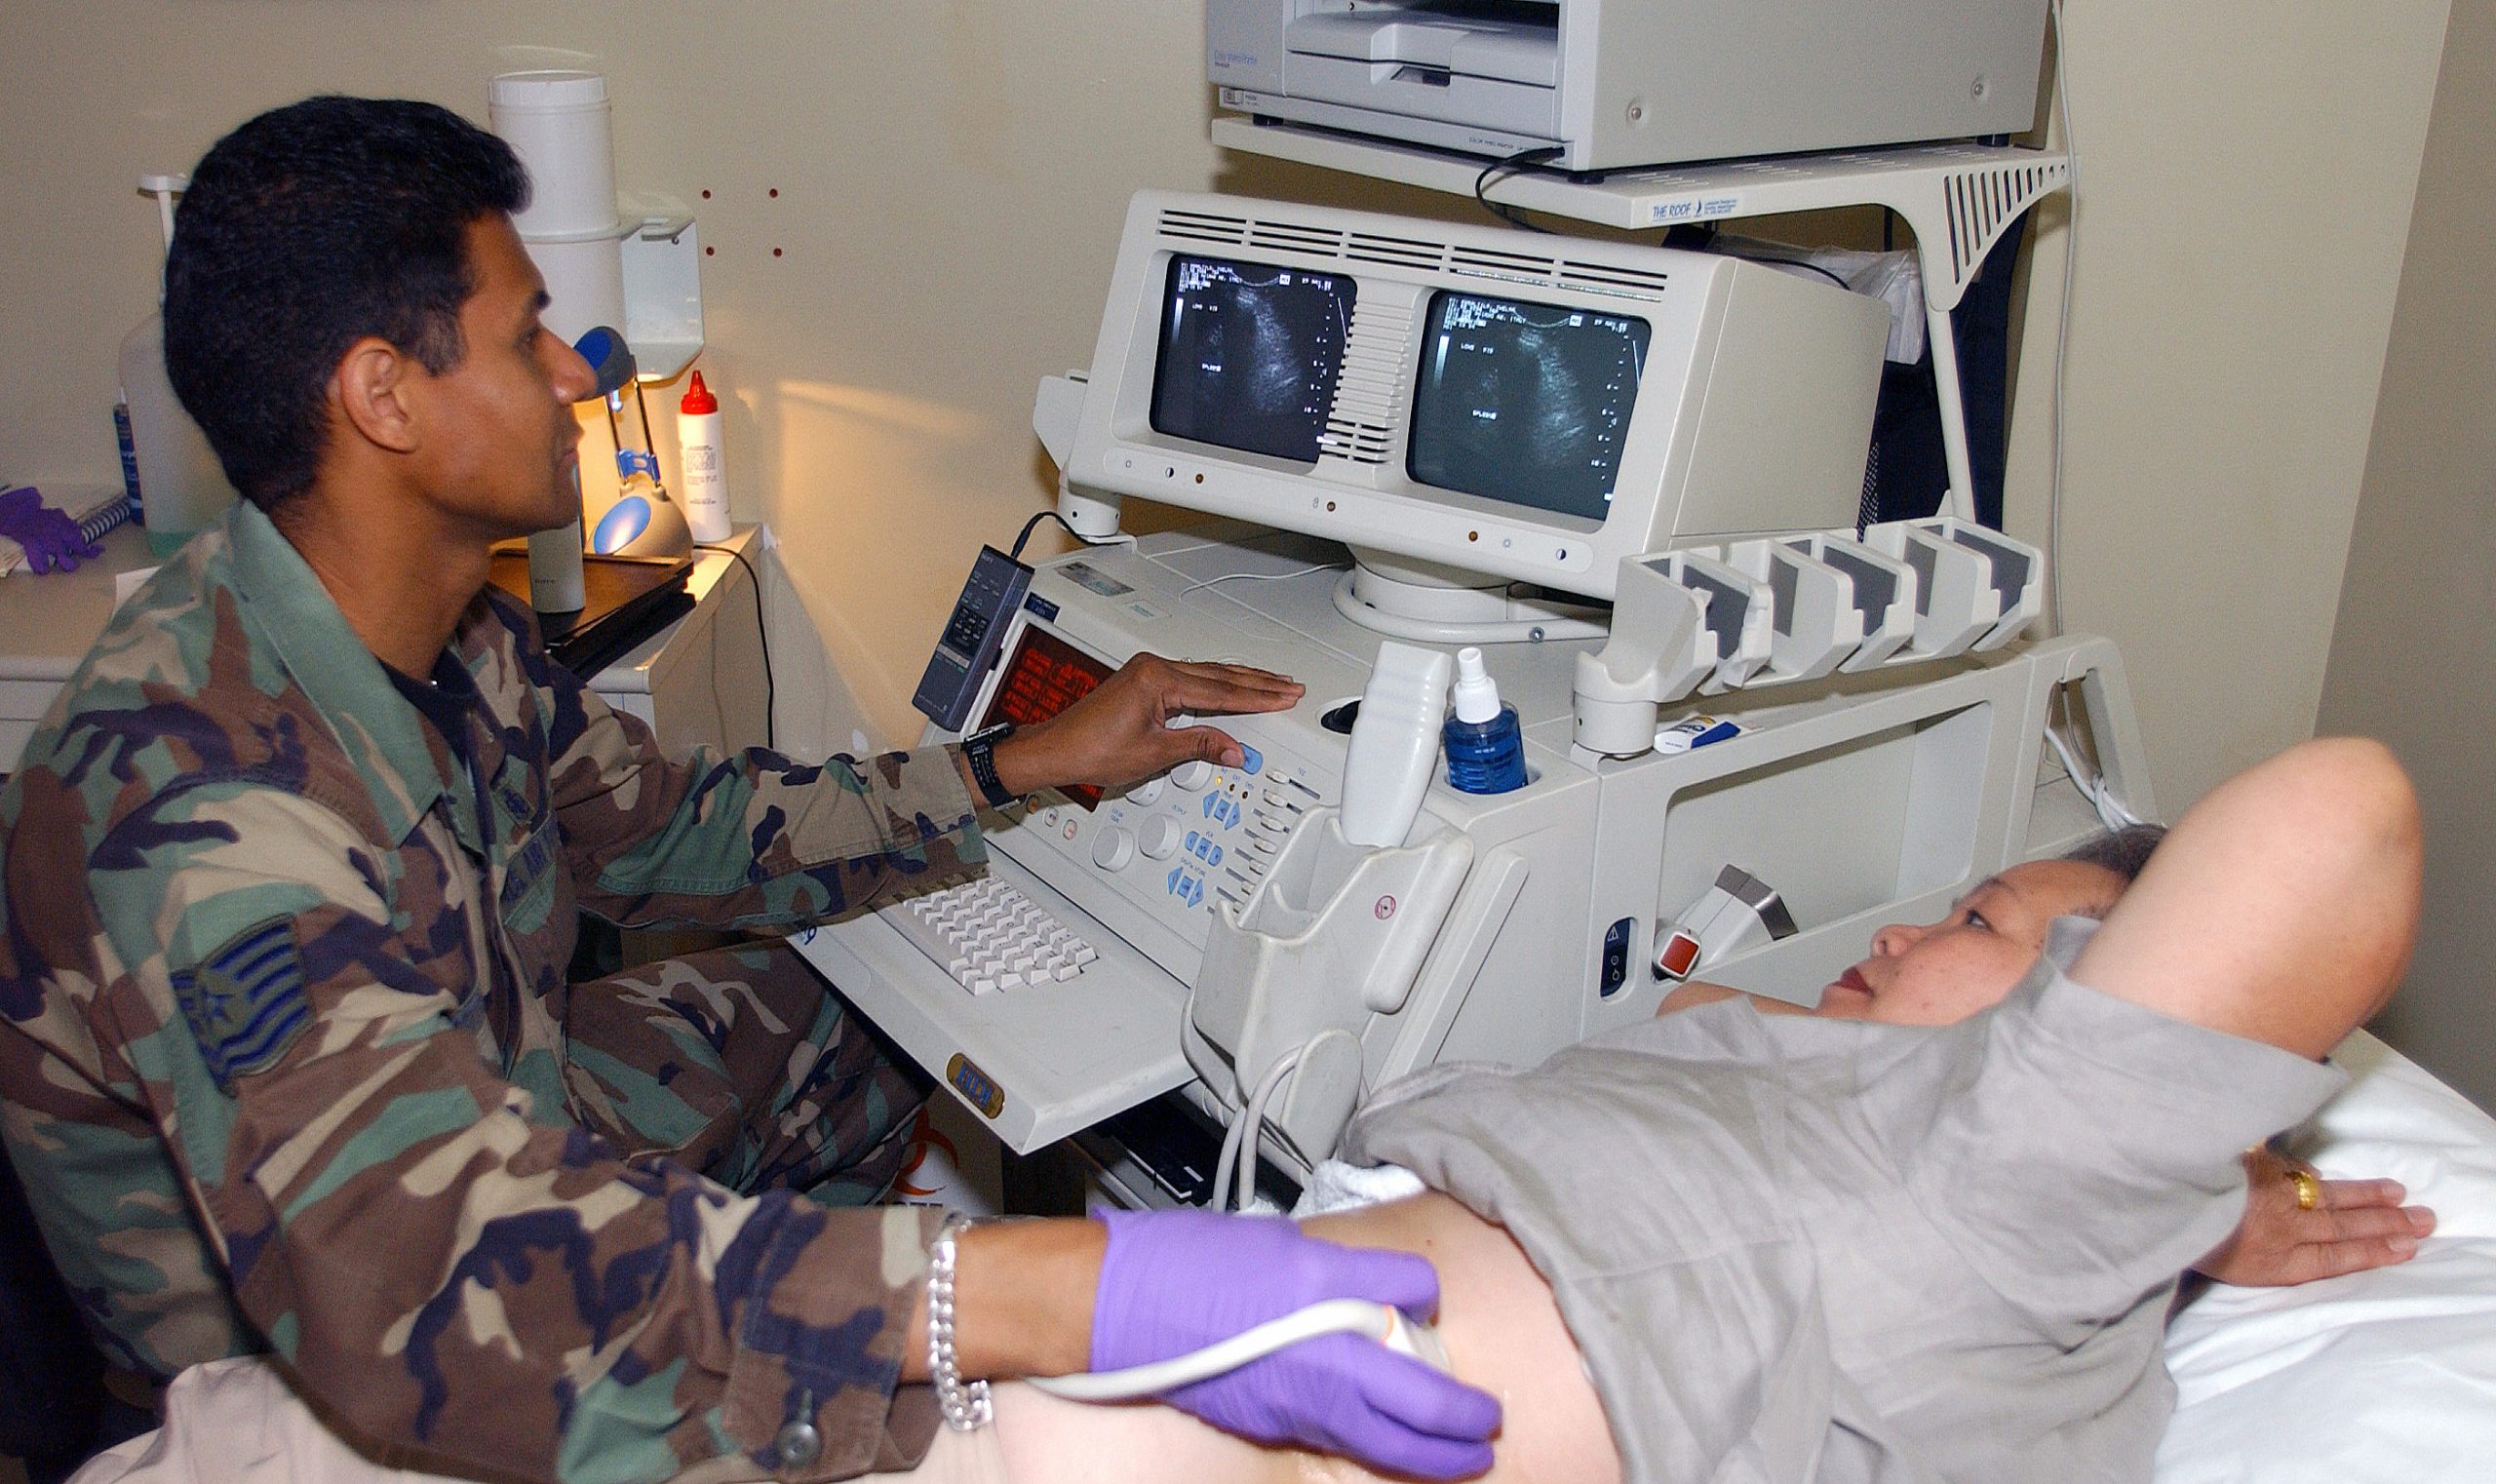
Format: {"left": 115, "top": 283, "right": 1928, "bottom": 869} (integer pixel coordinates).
{"left": 1138, "top": 816, "right": 1185, "bottom": 860}
{"left": 1090, "top": 825, "right": 1136, "bottom": 871}
{"left": 1171, "top": 761, "right": 1215, "bottom": 791}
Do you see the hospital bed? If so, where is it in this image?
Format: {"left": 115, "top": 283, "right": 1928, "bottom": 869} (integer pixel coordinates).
{"left": 64, "top": 1031, "right": 2496, "bottom": 1484}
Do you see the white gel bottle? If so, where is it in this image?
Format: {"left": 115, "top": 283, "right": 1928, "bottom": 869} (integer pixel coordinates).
{"left": 677, "top": 370, "right": 730, "bottom": 543}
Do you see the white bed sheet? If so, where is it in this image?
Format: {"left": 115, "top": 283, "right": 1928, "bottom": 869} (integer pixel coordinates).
{"left": 2158, "top": 1031, "right": 2496, "bottom": 1481}
{"left": 75, "top": 1034, "right": 2496, "bottom": 1484}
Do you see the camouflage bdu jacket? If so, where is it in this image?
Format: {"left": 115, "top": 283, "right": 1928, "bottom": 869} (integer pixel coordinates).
{"left": 0, "top": 502, "right": 985, "bottom": 1482}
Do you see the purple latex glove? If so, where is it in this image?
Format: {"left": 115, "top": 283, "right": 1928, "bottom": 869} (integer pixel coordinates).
{"left": 1091, "top": 1207, "right": 1500, "bottom": 1477}
{"left": 0, "top": 487, "right": 102, "bottom": 573}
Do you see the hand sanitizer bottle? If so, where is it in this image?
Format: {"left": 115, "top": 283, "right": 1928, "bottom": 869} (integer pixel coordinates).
{"left": 1442, "top": 646, "right": 1527, "bottom": 794}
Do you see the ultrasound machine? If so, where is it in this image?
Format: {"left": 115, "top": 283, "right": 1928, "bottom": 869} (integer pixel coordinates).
{"left": 791, "top": 189, "right": 2153, "bottom": 1198}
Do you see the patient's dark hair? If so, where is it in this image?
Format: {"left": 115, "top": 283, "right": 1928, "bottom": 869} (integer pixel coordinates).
{"left": 162, "top": 96, "right": 530, "bottom": 510}
{"left": 2063, "top": 823, "right": 2168, "bottom": 885}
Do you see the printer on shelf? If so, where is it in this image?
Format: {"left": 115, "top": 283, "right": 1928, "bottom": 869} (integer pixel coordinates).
{"left": 1208, "top": 0, "right": 2054, "bottom": 174}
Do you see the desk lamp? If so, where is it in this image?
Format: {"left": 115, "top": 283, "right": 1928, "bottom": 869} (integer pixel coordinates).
{"left": 573, "top": 326, "right": 693, "bottom": 560}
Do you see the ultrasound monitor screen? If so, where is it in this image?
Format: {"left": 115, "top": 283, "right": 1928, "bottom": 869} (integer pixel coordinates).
{"left": 1150, "top": 254, "right": 1354, "bottom": 464}
{"left": 1407, "top": 292, "right": 1652, "bottom": 521}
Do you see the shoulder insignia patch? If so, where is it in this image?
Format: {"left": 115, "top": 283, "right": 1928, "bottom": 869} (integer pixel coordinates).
{"left": 173, "top": 918, "right": 313, "bottom": 1090}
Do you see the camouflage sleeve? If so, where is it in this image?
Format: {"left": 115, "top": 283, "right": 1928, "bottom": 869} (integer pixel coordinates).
{"left": 84, "top": 779, "right": 948, "bottom": 1483}
{"left": 530, "top": 650, "right": 986, "bottom": 931}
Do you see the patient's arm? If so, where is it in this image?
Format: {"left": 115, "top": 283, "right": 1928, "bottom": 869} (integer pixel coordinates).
{"left": 907, "top": 1193, "right": 1618, "bottom": 1484}
{"left": 2072, "top": 737, "right": 2421, "bottom": 1059}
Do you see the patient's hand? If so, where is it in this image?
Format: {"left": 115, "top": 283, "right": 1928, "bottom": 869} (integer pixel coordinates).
{"left": 2192, "top": 1146, "right": 2436, "bottom": 1286}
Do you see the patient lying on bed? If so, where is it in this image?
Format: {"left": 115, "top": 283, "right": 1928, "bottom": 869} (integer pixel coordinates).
{"left": 906, "top": 738, "right": 2428, "bottom": 1484}
{"left": 82, "top": 740, "right": 2429, "bottom": 1484}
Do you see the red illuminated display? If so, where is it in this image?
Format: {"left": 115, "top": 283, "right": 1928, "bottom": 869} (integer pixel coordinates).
{"left": 981, "top": 627, "right": 1113, "bottom": 808}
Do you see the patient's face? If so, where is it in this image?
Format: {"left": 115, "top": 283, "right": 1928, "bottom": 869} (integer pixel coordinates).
{"left": 1814, "top": 859, "right": 2126, "bottom": 1026}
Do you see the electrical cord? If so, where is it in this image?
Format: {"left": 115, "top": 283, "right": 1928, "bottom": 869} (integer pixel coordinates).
{"left": 1010, "top": 507, "right": 1116, "bottom": 561}
{"left": 1472, "top": 145, "right": 1566, "bottom": 233}
{"left": 1177, "top": 562, "right": 1346, "bottom": 602}
{"left": 1024, "top": 1298, "right": 1443, "bottom": 1401}
{"left": 1724, "top": 253, "right": 1853, "bottom": 293}
{"left": 694, "top": 541, "right": 775, "bottom": 752}
{"left": 2044, "top": 723, "right": 2141, "bottom": 830}
{"left": 2047, "top": 0, "right": 2079, "bottom": 636}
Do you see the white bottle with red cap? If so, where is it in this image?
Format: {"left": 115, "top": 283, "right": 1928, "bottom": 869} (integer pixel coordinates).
{"left": 677, "top": 369, "right": 730, "bottom": 542}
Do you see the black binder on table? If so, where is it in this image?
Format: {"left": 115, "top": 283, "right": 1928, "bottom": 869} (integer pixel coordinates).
{"left": 488, "top": 551, "right": 695, "bottom": 680}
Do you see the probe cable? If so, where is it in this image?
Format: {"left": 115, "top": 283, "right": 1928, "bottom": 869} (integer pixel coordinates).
{"left": 1212, "top": 1040, "right": 1311, "bottom": 1214}
{"left": 1025, "top": 1298, "right": 1442, "bottom": 1401}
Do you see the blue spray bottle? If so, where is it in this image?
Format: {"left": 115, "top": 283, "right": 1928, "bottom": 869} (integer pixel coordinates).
{"left": 1443, "top": 646, "right": 1528, "bottom": 794}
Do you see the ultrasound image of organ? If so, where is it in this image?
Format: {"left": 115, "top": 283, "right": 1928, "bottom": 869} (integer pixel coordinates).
{"left": 1409, "top": 293, "right": 1652, "bottom": 521}
{"left": 1150, "top": 255, "right": 1354, "bottom": 464}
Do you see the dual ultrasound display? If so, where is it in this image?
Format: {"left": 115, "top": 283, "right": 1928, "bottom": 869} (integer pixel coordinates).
{"left": 1148, "top": 253, "right": 1651, "bottom": 521}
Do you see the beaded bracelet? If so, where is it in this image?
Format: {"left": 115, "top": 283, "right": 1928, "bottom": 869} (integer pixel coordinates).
{"left": 927, "top": 1215, "right": 994, "bottom": 1431}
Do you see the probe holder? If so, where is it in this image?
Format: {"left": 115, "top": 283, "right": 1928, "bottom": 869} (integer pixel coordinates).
{"left": 1862, "top": 517, "right": 2044, "bottom": 659}
{"left": 1573, "top": 552, "right": 1711, "bottom": 757}
{"left": 1727, "top": 537, "right": 1861, "bottom": 683}
{"left": 1788, "top": 533, "right": 1919, "bottom": 672}
{"left": 1573, "top": 548, "right": 1774, "bottom": 755}
{"left": 1189, "top": 809, "right": 1473, "bottom": 1161}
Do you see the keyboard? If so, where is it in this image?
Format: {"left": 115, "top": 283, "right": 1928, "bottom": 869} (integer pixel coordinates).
{"left": 891, "top": 876, "right": 1100, "bottom": 995}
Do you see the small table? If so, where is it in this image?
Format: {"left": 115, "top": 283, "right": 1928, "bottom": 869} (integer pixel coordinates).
{"left": 0, "top": 523, "right": 767, "bottom": 774}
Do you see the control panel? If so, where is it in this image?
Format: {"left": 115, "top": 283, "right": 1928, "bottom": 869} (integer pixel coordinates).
{"left": 967, "top": 606, "right": 1342, "bottom": 986}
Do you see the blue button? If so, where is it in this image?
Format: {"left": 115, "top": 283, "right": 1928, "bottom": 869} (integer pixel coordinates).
{"left": 1167, "top": 866, "right": 1184, "bottom": 893}
{"left": 1185, "top": 878, "right": 1204, "bottom": 906}
{"left": 1185, "top": 830, "right": 1200, "bottom": 851}
{"left": 1209, "top": 844, "right": 1224, "bottom": 866}
{"left": 1240, "top": 747, "right": 1263, "bottom": 774}
{"left": 1201, "top": 796, "right": 1218, "bottom": 818}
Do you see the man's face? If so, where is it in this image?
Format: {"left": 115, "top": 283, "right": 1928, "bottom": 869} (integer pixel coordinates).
{"left": 1812, "top": 858, "right": 2126, "bottom": 1027}
{"left": 409, "top": 215, "right": 595, "bottom": 538}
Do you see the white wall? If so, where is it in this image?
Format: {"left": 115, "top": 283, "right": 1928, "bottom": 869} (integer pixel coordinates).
{"left": 2000, "top": 2, "right": 2450, "bottom": 812}
{"left": 2318, "top": 0, "right": 2496, "bottom": 1111}
{"left": 0, "top": 0, "right": 2454, "bottom": 801}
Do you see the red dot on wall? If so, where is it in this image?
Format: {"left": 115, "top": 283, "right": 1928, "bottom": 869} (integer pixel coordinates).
{"left": 768, "top": 187, "right": 780, "bottom": 199}
{"left": 772, "top": 247, "right": 783, "bottom": 257}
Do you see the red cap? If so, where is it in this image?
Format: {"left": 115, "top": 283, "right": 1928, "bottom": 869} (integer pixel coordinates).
{"left": 680, "top": 369, "right": 718, "bottom": 415}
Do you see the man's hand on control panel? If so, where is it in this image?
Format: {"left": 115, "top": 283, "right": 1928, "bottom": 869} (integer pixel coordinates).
{"left": 988, "top": 653, "right": 1302, "bottom": 799}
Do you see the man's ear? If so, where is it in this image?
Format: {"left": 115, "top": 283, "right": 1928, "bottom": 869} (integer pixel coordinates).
{"left": 331, "top": 336, "right": 422, "bottom": 454}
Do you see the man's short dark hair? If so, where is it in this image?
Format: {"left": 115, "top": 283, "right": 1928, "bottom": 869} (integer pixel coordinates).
{"left": 162, "top": 97, "right": 530, "bottom": 510}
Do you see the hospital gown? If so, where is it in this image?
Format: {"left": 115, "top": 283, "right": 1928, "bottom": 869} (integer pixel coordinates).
{"left": 1344, "top": 919, "right": 2344, "bottom": 1484}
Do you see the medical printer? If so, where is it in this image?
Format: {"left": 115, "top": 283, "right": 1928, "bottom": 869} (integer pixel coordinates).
{"left": 1209, "top": 0, "right": 2056, "bottom": 173}
{"left": 792, "top": 189, "right": 2150, "bottom": 1189}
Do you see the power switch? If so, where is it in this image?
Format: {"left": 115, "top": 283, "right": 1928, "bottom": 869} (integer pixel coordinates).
{"left": 1600, "top": 918, "right": 1634, "bottom": 997}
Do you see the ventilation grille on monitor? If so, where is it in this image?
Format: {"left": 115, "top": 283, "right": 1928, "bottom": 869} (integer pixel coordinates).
{"left": 1320, "top": 297, "right": 1416, "bottom": 465}
{"left": 1154, "top": 206, "right": 1672, "bottom": 299}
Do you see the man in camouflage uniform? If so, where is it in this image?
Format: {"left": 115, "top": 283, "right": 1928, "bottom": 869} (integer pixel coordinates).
{"left": 0, "top": 97, "right": 1500, "bottom": 1484}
